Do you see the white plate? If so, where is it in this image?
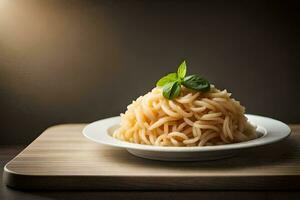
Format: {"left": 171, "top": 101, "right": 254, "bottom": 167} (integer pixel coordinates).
{"left": 83, "top": 115, "right": 291, "bottom": 161}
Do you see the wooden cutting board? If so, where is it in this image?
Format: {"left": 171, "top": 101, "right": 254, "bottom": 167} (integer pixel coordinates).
{"left": 3, "top": 124, "right": 300, "bottom": 190}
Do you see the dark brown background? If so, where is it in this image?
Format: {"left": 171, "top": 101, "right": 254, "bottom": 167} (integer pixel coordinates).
{"left": 0, "top": 0, "right": 298, "bottom": 144}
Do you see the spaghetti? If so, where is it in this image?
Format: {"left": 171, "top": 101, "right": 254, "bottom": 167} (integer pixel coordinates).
{"left": 113, "top": 85, "right": 257, "bottom": 146}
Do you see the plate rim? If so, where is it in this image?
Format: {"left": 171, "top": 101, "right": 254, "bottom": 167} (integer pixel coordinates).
{"left": 83, "top": 114, "right": 291, "bottom": 152}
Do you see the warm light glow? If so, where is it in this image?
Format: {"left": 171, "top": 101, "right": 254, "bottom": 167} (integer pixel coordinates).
{"left": 0, "top": 0, "right": 120, "bottom": 104}
{"left": 0, "top": 0, "right": 9, "bottom": 9}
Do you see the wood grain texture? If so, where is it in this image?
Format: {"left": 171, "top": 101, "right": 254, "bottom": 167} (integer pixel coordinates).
{"left": 3, "top": 124, "right": 300, "bottom": 190}
{"left": 2, "top": 147, "right": 300, "bottom": 200}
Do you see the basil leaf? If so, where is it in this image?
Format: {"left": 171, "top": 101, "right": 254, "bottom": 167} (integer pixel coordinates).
{"left": 182, "top": 74, "right": 210, "bottom": 92}
{"left": 177, "top": 60, "right": 187, "bottom": 79}
{"left": 170, "top": 82, "right": 181, "bottom": 99}
{"left": 156, "top": 73, "right": 178, "bottom": 87}
{"left": 163, "top": 81, "right": 181, "bottom": 99}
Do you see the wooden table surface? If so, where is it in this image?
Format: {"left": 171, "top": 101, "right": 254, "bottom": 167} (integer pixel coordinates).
{"left": 1, "top": 125, "right": 300, "bottom": 199}
{"left": 1, "top": 147, "right": 300, "bottom": 200}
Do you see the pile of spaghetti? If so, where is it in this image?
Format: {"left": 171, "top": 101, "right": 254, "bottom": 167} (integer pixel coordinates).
{"left": 113, "top": 85, "right": 257, "bottom": 147}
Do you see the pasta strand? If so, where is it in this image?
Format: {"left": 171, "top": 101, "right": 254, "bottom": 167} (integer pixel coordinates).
{"left": 113, "top": 86, "right": 257, "bottom": 146}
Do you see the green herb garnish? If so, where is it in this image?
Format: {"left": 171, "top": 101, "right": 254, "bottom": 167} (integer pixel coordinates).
{"left": 156, "top": 60, "right": 210, "bottom": 99}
